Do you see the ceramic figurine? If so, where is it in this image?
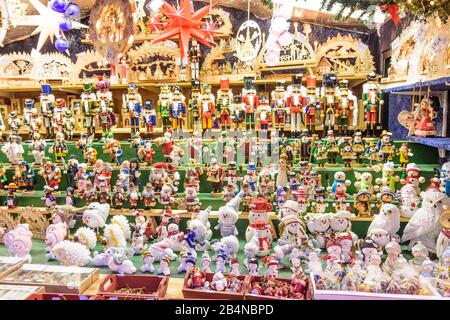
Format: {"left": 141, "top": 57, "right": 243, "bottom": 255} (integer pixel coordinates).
{"left": 2, "top": 135, "right": 24, "bottom": 165}
{"left": 40, "top": 162, "right": 62, "bottom": 190}
{"left": 265, "top": 256, "right": 279, "bottom": 277}
{"left": 82, "top": 202, "right": 110, "bottom": 234}
{"left": 368, "top": 203, "right": 401, "bottom": 240}
{"left": 80, "top": 80, "right": 99, "bottom": 136}
{"left": 242, "top": 77, "right": 258, "bottom": 131}
{"left": 83, "top": 143, "right": 98, "bottom": 165}
{"left": 215, "top": 193, "right": 240, "bottom": 237}
{"left": 44, "top": 222, "right": 67, "bottom": 260}
{"left": 409, "top": 242, "right": 429, "bottom": 271}
{"left": 323, "top": 239, "right": 343, "bottom": 271}
{"left": 276, "top": 153, "right": 289, "bottom": 189}
{"left": 104, "top": 247, "right": 137, "bottom": 275}
{"left": 41, "top": 186, "right": 57, "bottom": 209}
{"left": 96, "top": 78, "right": 116, "bottom": 140}
{"left": 321, "top": 73, "right": 338, "bottom": 133}
{"left": 159, "top": 130, "right": 174, "bottom": 162}
{"left": 247, "top": 258, "right": 259, "bottom": 276}
{"left": 245, "top": 220, "right": 272, "bottom": 257}
{"left": 65, "top": 187, "right": 75, "bottom": 206}
{"left": 382, "top": 240, "right": 402, "bottom": 274}
{"left": 436, "top": 210, "right": 450, "bottom": 258}
{"left": 412, "top": 98, "right": 437, "bottom": 137}
{"left": 402, "top": 191, "right": 450, "bottom": 253}
{"left": 398, "top": 183, "right": 421, "bottom": 218}
{"left": 111, "top": 182, "right": 125, "bottom": 209}
{"left": 210, "top": 271, "right": 228, "bottom": 291}
{"left": 243, "top": 162, "right": 258, "bottom": 192}
{"left": 206, "top": 158, "right": 224, "bottom": 194}
{"left": 421, "top": 258, "right": 435, "bottom": 278}
{"left": 216, "top": 78, "right": 233, "bottom": 131}
{"left": 215, "top": 250, "right": 228, "bottom": 273}
{"left": 7, "top": 233, "right": 32, "bottom": 262}
{"left": 52, "top": 241, "right": 92, "bottom": 267}
{"left": 200, "top": 84, "right": 216, "bottom": 134}
{"left": 142, "top": 183, "right": 156, "bottom": 210}
{"left": 229, "top": 258, "right": 240, "bottom": 276}
{"left": 149, "top": 162, "right": 168, "bottom": 192}
{"left": 50, "top": 132, "right": 68, "bottom": 163}
{"left": 354, "top": 189, "right": 373, "bottom": 217}
{"left": 375, "top": 162, "right": 399, "bottom": 192}
{"left": 400, "top": 163, "right": 426, "bottom": 195}
{"left": 328, "top": 171, "right": 351, "bottom": 198}
{"left": 246, "top": 198, "right": 273, "bottom": 242}
{"left": 29, "top": 133, "right": 47, "bottom": 166}
{"left": 201, "top": 252, "right": 212, "bottom": 273}
{"left": 440, "top": 162, "right": 450, "bottom": 197}
{"left": 376, "top": 130, "right": 396, "bottom": 162}
{"left": 330, "top": 210, "right": 357, "bottom": 241}
{"left": 274, "top": 215, "right": 308, "bottom": 262}
{"left": 39, "top": 84, "right": 56, "bottom": 138}
{"left": 140, "top": 250, "right": 155, "bottom": 273}
{"left": 362, "top": 73, "right": 383, "bottom": 137}
{"left": 141, "top": 141, "right": 155, "bottom": 165}
{"left": 159, "top": 183, "right": 175, "bottom": 208}
{"left": 306, "top": 213, "right": 331, "bottom": 249}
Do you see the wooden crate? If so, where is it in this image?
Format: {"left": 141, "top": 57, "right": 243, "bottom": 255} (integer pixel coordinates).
{"left": 0, "top": 256, "right": 27, "bottom": 280}
{"left": 310, "top": 273, "right": 442, "bottom": 300}
{"left": 97, "top": 274, "right": 169, "bottom": 300}
{"left": 0, "top": 285, "right": 45, "bottom": 300}
{"left": 423, "top": 277, "right": 450, "bottom": 300}
{"left": 27, "top": 293, "right": 98, "bottom": 300}
{"left": 182, "top": 272, "right": 250, "bottom": 300}
{"left": 244, "top": 275, "right": 312, "bottom": 300}
{"left": 0, "top": 264, "right": 99, "bottom": 294}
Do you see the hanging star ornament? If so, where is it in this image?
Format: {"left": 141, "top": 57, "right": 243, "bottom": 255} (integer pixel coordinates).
{"left": 152, "top": 0, "right": 216, "bottom": 58}
{"left": 12, "top": 0, "right": 87, "bottom": 53}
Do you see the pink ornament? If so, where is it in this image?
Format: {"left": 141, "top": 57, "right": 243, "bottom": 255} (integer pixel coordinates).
{"left": 278, "top": 31, "right": 293, "bottom": 47}
{"left": 277, "top": 3, "right": 294, "bottom": 20}
{"left": 265, "top": 49, "right": 280, "bottom": 67}
{"left": 270, "top": 17, "right": 289, "bottom": 35}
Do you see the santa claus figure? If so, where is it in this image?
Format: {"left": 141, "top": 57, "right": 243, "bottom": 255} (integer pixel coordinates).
{"left": 271, "top": 81, "right": 288, "bottom": 132}
{"left": 287, "top": 74, "right": 306, "bottom": 137}
{"left": 362, "top": 72, "right": 383, "bottom": 137}
{"left": 206, "top": 158, "right": 224, "bottom": 194}
{"left": 159, "top": 129, "right": 174, "bottom": 162}
{"left": 200, "top": 84, "right": 216, "bottom": 134}
{"left": 216, "top": 78, "right": 233, "bottom": 131}
{"left": 242, "top": 76, "right": 259, "bottom": 131}
{"left": 149, "top": 162, "right": 168, "bottom": 193}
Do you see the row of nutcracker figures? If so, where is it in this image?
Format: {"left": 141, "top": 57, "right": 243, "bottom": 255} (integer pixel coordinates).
{"left": 1, "top": 187, "right": 449, "bottom": 296}
{"left": 0, "top": 72, "right": 394, "bottom": 141}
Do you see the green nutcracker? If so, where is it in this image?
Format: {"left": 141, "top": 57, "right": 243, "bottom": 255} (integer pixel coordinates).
{"left": 80, "top": 80, "right": 99, "bottom": 136}
{"left": 158, "top": 84, "right": 172, "bottom": 132}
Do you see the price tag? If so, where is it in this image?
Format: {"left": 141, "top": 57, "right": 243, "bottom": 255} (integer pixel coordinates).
{"left": 413, "top": 25, "right": 427, "bottom": 43}
{"left": 391, "top": 36, "right": 400, "bottom": 50}
{"left": 429, "top": 33, "right": 448, "bottom": 52}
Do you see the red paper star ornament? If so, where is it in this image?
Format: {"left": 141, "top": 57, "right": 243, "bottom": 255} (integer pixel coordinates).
{"left": 152, "top": 0, "right": 216, "bottom": 57}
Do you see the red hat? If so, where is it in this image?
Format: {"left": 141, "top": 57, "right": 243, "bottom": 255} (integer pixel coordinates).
{"left": 306, "top": 75, "right": 317, "bottom": 88}
{"left": 162, "top": 209, "right": 172, "bottom": 217}
{"left": 167, "top": 164, "right": 177, "bottom": 172}
{"left": 220, "top": 78, "right": 230, "bottom": 90}
{"left": 326, "top": 239, "right": 341, "bottom": 249}
{"left": 55, "top": 98, "right": 65, "bottom": 107}
{"left": 250, "top": 199, "right": 273, "bottom": 212}
{"left": 153, "top": 162, "right": 169, "bottom": 170}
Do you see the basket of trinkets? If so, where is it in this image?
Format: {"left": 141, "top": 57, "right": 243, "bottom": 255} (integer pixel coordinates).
{"left": 245, "top": 275, "right": 312, "bottom": 300}
{"left": 182, "top": 269, "right": 250, "bottom": 300}
{"left": 97, "top": 274, "right": 169, "bottom": 300}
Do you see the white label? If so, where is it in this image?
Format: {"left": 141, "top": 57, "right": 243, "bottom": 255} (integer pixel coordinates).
{"left": 413, "top": 26, "right": 427, "bottom": 43}
{"left": 429, "top": 33, "right": 448, "bottom": 52}
{"left": 391, "top": 36, "right": 400, "bottom": 50}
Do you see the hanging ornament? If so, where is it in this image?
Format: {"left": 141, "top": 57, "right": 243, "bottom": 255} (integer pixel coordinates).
{"left": 265, "top": 49, "right": 281, "bottom": 67}
{"left": 235, "top": 1, "right": 262, "bottom": 65}
{"left": 270, "top": 17, "right": 289, "bottom": 35}
{"left": 55, "top": 37, "right": 69, "bottom": 51}
{"left": 50, "top": 0, "right": 66, "bottom": 13}
{"left": 152, "top": 0, "right": 216, "bottom": 58}
{"left": 59, "top": 17, "right": 72, "bottom": 31}
{"left": 64, "top": 2, "right": 80, "bottom": 16}
{"left": 12, "top": 0, "right": 87, "bottom": 53}
{"left": 278, "top": 31, "right": 293, "bottom": 47}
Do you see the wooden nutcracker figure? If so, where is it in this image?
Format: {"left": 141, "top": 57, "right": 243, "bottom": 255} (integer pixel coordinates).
{"left": 256, "top": 97, "right": 271, "bottom": 137}
{"left": 142, "top": 100, "right": 157, "bottom": 134}
{"left": 189, "top": 39, "right": 201, "bottom": 80}
{"left": 188, "top": 80, "right": 201, "bottom": 132}
{"left": 169, "top": 86, "right": 187, "bottom": 138}
{"left": 39, "top": 83, "right": 56, "bottom": 139}
{"left": 321, "top": 73, "right": 338, "bottom": 133}
{"left": 216, "top": 78, "right": 233, "bottom": 131}
{"left": 123, "top": 83, "right": 143, "bottom": 135}
{"left": 287, "top": 74, "right": 306, "bottom": 137}
{"left": 305, "top": 75, "right": 319, "bottom": 132}
{"left": 200, "top": 84, "right": 216, "bottom": 134}
{"left": 242, "top": 76, "right": 259, "bottom": 132}
{"left": 336, "top": 80, "right": 354, "bottom": 136}
{"left": 158, "top": 84, "right": 172, "bottom": 132}
{"left": 271, "top": 81, "right": 287, "bottom": 132}
{"left": 96, "top": 78, "right": 117, "bottom": 141}
{"left": 231, "top": 95, "right": 245, "bottom": 133}
{"left": 54, "top": 98, "right": 67, "bottom": 135}
{"left": 362, "top": 72, "right": 383, "bottom": 137}
{"left": 80, "top": 80, "right": 99, "bottom": 137}
{"left": 63, "top": 110, "right": 75, "bottom": 141}
{"left": 23, "top": 99, "right": 40, "bottom": 135}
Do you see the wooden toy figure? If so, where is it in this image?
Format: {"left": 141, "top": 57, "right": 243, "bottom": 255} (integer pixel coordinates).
{"left": 42, "top": 186, "right": 57, "bottom": 209}
{"left": 256, "top": 97, "right": 272, "bottom": 136}
{"left": 143, "top": 183, "right": 156, "bottom": 210}
{"left": 123, "top": 83, "right": 143, "bottom": 135}
{"left": 158, "top": 84, "right": 172, "bottom": 132}
{"left": 40, "top": 162, "right": 62, "bottom": 190}
{"left": 54, "top": 98, "right": 67, "bottom": 135}
{"left": 376, "top": 130, "right": 396, "bottom": 162}
{"left": 80, "top": 80, "right": 99, "bottom": 136}
{"left": 96, "top": 78, "right": 117, "bottom": 140}
{"left": 207, "top": 158, "right": 224, "bottom": 194}
{"left": 187, "top": 80, "right": 201, "bottom": 132}
{"left": 169, "top": 86, "right": 187, "bottom": 138}
{"left": 231, "top": 95, "right": 245, "bottom": 133}
{"left": 272, "top": 81, "right": 288, "bottom": 132}
{"left": 324, "top": 130, "right": 339, "bottom": 166}
{"left": 40, "top": 83, "right": 56, "bottom": 138}
{"left": 50, "top": 132, "right": 68, "bottom": 163}
{"left": 336, "top": 80, "right": 354, "bottom": 136}
{"left": 397, "top": 143, "right": 413, "bottom": 168}
{"left": 5, "top": 183, "right": 19, "bottom": 208}
{"left": 242, "top": 76, "right": 259, "bottom": 131}
{"left": 362, "top": 73, "right": 383, "bottom": 137}
{"left": 216, "top": 78, "right": 233, "bottom": 131}
{"left": 354, "top": 190, "right": 373, "bottom": 217}
{"left": 112, "top": 182, "right": 126, "bottom": 209}
{"left": 190, "top": 39, "right": 201, "bottom": 80}
{"left": 8, "top": 112, "right": 22, "bottom": 136}
{"left": 413, "top": 98, "right": 437, "bottom": 137}
{"left": 351, "top": 131, "right": 366, "bottom": 166}
{"left": 287, "top": 74, "right": 306, "bottom": 137}
{"left": 142, "top": 100, "right": 157, "bottom": 134}
{"left": 340, "top": 143, "right": 355, "bottom": 169}
{"left": 2, "top": 135, "right": 24, "bottom": 165}
{"left": 200, "top": 83, "right": 216, "bottom": 134}
{"left": 23, "top": 99, "right": 40, "bottom": 135}
{"left": 63, "top": 110, "right": 75, "bottom": 141}
{"left": 321, "top": 73, "right": 338, "bottom": 133}
{"left": 83, "top": 143, "right": 97, "bottom": 165}
{"left": 305, "top": 75, "right": 320, "bottom": 132}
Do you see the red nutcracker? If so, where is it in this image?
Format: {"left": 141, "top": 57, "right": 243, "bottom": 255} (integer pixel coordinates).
{"left": 242, "top": 76, "right": 259, "bottom": 131}
{"left": 362, "top": 73, "right": 383, "bottom": 137}
{"left": 305, "top": 75, "right": 319, "bottom": 132}
{"left": 256, "top": 97, "right": 272, "bottom": 136}
{"left": 272, "top": 81, "right": 287, "bottom": 131}
{"left": 286, "top": 74, "right": 306, "bottom": 137}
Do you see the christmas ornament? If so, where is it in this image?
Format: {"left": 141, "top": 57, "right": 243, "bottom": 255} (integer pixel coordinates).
{"left": 152, "top": 0, "right": 216, "bottom": 58}
{"left": 236, "top": 20, "right": 262, "bottom": 65}
{"left": 64, "top": 2, "right": 80, "bottom": 16}
{"left": 50, "top": 0, "right": 66, "bottom": 13}
{"left": 55, "top": 37, "right": 69, "bottom": 52}
{"left": 59, "top": 17, "right": 72, "bottom": 32}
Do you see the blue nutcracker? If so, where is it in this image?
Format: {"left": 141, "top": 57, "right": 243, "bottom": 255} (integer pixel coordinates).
{"left": 169, "top": 86, "right": 187, "bottom": 137}
{"left": 143, "top": 100, "right": 157, "bottom": 134}
{"left": 125, "top": 84, "right": 143, "bottom": 135}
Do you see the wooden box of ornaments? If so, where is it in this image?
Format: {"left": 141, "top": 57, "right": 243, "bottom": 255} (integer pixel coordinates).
{"left": 309, "top": 273, "right": 442, "bottom": 300}
{"left": 0, "top": 256, "right": 27, "bottom": 280}
{"left": 0, "top": 284, "right": 45, "bottom": 300}
{"left": 182, "top": 272, "right": 250, "bottom": 300}
{"left": 0, "top": 264, "right": 99, "bottom": 294}
{"left": 97, "top": 274, "right": 169, "bottom": 300}
{"left": 244, "top": 275, "right": 313, "bottom": 300}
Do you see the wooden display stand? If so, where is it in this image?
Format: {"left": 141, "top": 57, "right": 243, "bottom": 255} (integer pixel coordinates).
{"left": 98, "top": 274, "right": 169, "bottom": 300}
